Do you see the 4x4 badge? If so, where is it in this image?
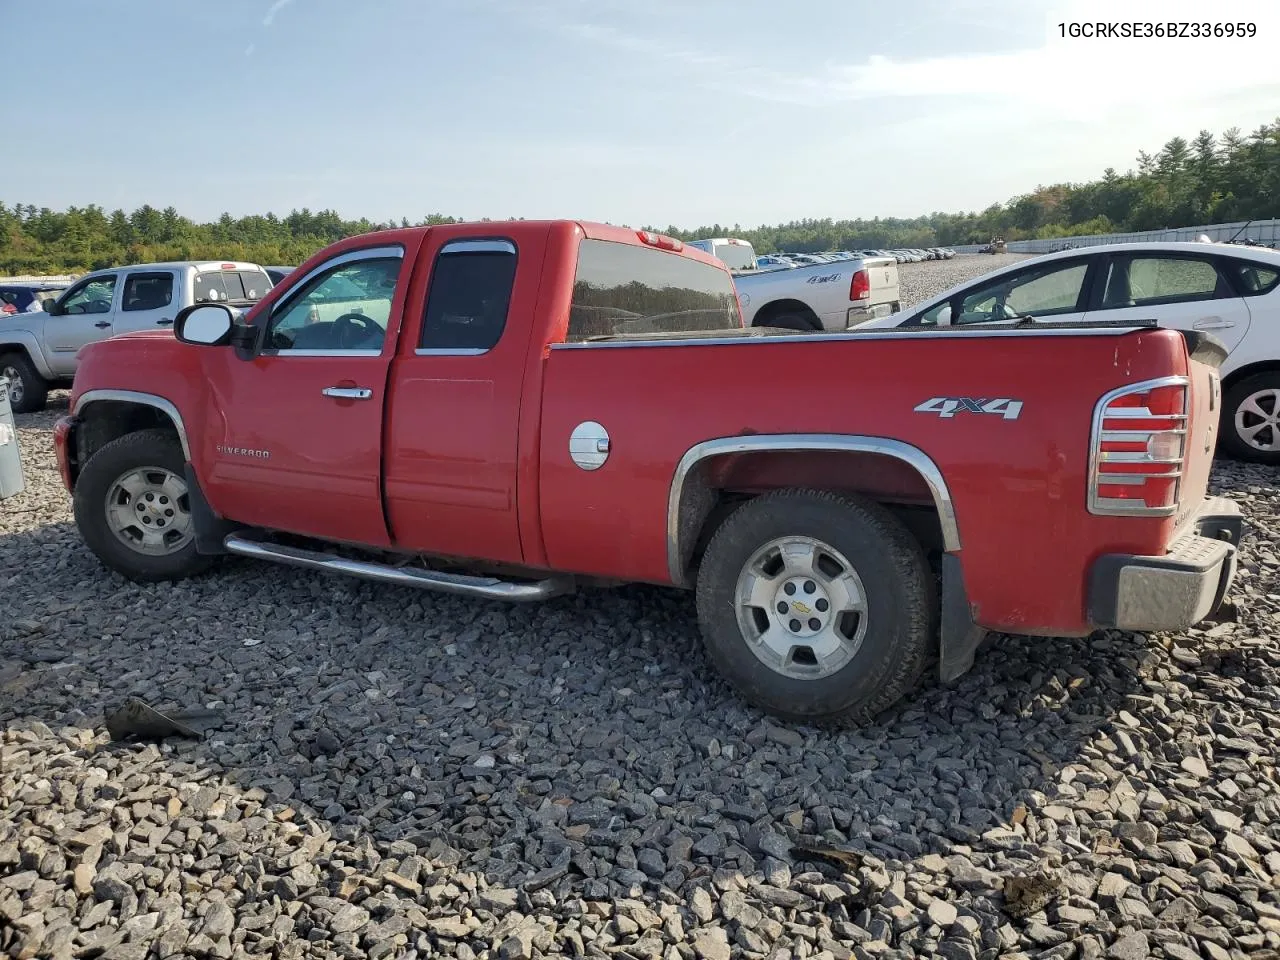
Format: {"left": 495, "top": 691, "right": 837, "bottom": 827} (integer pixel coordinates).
{"left": 914, "top": 397, "right": 1024, "bottom": 420}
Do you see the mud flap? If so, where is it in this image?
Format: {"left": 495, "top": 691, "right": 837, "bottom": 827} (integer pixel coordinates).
{"left": 939, "top": 553, "right": 987, "bottom": 683}
{"left": 184, "top": 462, "right": 236, "bottom": 555}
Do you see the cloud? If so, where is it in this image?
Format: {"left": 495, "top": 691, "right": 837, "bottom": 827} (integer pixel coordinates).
{"left": 244, "top": 43, "right": 256, "bottom": 57}
{"left": 549, "top": 0, "right": 1280, "bottom": 118}
{"left": 262, "top": 0, "right": 295, "bottom": 27}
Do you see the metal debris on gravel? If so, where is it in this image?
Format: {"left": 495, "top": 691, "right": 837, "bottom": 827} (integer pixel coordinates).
{"left": 3, "top": 253, "right": 1279, "bottom": 960}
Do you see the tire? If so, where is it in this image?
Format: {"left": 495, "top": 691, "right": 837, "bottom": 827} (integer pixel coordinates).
{"left": 694, "top": 488, "right": 934, "bottom": 726}
{"left": 0, "top": 352, "right": 49, "bottom": 414}
{"left": 1220, "top": 371, "right": 1280, "bottom": 465}
{"left": 756, "top": 312, "right": 819, "bottom": 332}
{"left": 72, "top": 428, "right": 215, "bottom": 582}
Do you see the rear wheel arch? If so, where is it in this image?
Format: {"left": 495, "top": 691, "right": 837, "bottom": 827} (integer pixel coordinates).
{"left": 1221, "top": 359, "right": 1280, "bottom": 394}
{"left": 750, "top": 300, "right": 821, "bottom": 330}
{"left": 666, "top": 435, "right": 961, "bottom": 588}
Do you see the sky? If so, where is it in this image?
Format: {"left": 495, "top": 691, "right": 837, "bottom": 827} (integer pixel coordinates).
{"left": 3, "top": 0, "right": 1279, "bottom": 229}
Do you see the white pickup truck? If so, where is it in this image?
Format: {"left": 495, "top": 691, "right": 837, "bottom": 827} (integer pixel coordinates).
{"left": 733, "top": 254, "right": 900, "bottom": 331}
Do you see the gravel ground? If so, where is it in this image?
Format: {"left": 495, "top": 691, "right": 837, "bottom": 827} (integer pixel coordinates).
{"left": 894, "top": 253, "right": 1033, "bottom": 311}
{"left": 4, "top": 260, "right": 1280, "bottom": 960}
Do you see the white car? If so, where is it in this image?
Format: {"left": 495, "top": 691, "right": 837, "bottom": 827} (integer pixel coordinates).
{"left": 859, "top": 240, "right": 1280, "bottom": 464}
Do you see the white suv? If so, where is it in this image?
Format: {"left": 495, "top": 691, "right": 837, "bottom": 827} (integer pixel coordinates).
{"left": 861, "top": 241, "right": 1280, "bottom": 464}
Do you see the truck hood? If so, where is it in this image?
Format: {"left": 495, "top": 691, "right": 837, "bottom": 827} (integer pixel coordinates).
{"left": 0, "top": 311, "right": 46, "bottom": 337}
{"left": 76, "top": 327, "right": 187, "bottom": 368}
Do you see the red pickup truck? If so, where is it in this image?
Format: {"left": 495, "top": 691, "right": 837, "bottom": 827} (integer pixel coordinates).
{"left": 53, "top": 220, "right": 1243, "bottom": 725}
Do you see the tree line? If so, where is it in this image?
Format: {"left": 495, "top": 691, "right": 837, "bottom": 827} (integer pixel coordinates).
{"left": 2, "top": 118, "right": 1277, "bottom": 274}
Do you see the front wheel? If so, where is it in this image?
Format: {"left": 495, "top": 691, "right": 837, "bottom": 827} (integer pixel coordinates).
{"left": 72, "top": 429, "right": 215, "bottom": 582}
{"left": 0, "top": 352, "right": 49, "bottom": 414}
{"left": 694, "top": 489, "right": 934, "bottom": 726}
{"left": 1221, "top": 372, "right": 1280, "bottom": 465}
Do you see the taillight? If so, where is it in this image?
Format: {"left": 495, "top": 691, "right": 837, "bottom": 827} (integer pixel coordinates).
{"left": 1088, "top": 376, "right": 1188, "bottom": 517}
{"left": 850, "top": 269, "right": 870, "bottom": 301}
{"left": 636, "top": 230, "right": 684, "bottom": 252}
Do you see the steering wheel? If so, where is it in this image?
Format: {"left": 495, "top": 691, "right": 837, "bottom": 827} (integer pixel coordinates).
{"left": 332, "top": 312, "right": 382, "bottom": 349}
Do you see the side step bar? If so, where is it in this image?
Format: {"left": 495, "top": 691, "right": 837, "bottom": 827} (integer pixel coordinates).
{"left": 222, "top": 535, "right": 573, "bottom": 602}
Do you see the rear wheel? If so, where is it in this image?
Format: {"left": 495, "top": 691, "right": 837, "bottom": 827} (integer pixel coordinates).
{"left": 0, "top": 352, "right": 48, "bottom": 414}
{"left": 694, "top": 489, "right": 934, "bottom": 726}
{"left": 73, "top": 428, "right": 214, "bottom": 582}
{"left": 1221, "top": 372, "right": 1280, "bottom": 465}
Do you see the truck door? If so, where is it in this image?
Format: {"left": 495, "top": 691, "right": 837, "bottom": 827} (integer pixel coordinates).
{"left": 115, "top": 270, "right": 179, "bottom": 334}
{"left": 44, "top": 272, "right": 120, "bottom": 376}
{"left": 382, "top": 232, "right": 546, "bottom": 564}
{"left": 200, "top": 243, "right": 410, "bottom": 546}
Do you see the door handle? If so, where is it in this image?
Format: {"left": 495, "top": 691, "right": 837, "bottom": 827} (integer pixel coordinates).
{"left": 1193, "top": 316, "right": 1232, "bottom": 330}
{"left": 93, "top": 321, "right": 111, "bottom": 329}
{"left": 322, "top": 386, "right": 372, "bottom": 400}
{"left": 156, "top": 317, "right": 173, "bottom": 326}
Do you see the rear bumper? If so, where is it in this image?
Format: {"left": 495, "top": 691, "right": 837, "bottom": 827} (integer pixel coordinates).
{"left": 1088, "top": 496, "right": 1243, "bottom": 632}
{"left": 846, "top": 300, "right": 898, "bottom": 327}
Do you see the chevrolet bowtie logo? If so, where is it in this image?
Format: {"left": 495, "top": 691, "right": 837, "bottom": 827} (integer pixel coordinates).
{"left": 792, "top": 601, "right": 812, "bottom": 615}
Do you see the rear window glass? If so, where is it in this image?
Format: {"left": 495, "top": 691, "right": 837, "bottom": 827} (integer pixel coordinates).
{"left": 194, "top": 269, "right": 272, "bottom": 303}
{"left": 1231, "top": 260, "right": 1280, "bottom": 296}
{"left": 567, "top": 239, "right": 741, "bottom": 342}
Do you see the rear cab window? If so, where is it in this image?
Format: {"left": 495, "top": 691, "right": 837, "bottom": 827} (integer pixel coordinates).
{"left": 194, "top": 267, "right": 274, "bottom": 304}
{"left": 566, "top": 239, "right": 742, "bottom": 341}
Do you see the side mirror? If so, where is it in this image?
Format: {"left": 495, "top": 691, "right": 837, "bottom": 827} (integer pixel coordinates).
{"left": 936, "top": 304, "right": 953, "bottom": 326}
{"left": 175, "top": 303, "right": 235, "bottom": 346}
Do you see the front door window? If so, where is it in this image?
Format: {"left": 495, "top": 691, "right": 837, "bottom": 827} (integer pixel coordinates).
{"left": 265, "top": 257, "right": 402, "bottom": 354}
{"left": 59, "top": 276, "right": 117, "bottom": 315}
{"left": 955, "top": 261, "right": 1090, "bottom": 324}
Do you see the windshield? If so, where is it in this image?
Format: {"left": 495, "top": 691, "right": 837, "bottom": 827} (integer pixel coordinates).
{"left": 567, "top": 238, "right": 741, "bottom": 341}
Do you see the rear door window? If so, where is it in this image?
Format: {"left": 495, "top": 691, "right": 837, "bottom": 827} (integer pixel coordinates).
{"left": 568, "top": 238, "right": 741, "bottom": 341}
{"left": 121, "top": 272, "right": 175, "bottom": 312}
{"left": 1100, "top": 256, "right": 1226, "bottom": 308}
{"left": 419, "top": 239, "right": 518, "bottom": 353}
{"left": 1228, "top": 259, "right": 1280, "bottom": 296}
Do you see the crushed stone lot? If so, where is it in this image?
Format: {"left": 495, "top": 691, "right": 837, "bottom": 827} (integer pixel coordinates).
{"left": 3, "top": 251, "right": 1280, "bottom": 960}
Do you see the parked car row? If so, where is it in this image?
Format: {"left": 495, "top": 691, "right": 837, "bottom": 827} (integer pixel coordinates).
{"left": 757, "top": 247, "right": 956, "bottom": 268}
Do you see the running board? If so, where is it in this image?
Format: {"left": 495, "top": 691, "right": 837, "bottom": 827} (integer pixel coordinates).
{"left": 222, "top": 535, "right": 573, "bottom": 602}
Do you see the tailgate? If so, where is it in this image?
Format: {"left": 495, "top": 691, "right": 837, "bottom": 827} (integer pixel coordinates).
{"left": 1175, "top": 334, "right": 1228, "bottom": 531}
{"left": 862, "top": 257, "right": 899, "bottom": 304}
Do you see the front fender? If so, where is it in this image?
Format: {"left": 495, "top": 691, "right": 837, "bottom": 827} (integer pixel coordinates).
{"left": 0, "top": 326, "right": 55, "bottom": 379}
